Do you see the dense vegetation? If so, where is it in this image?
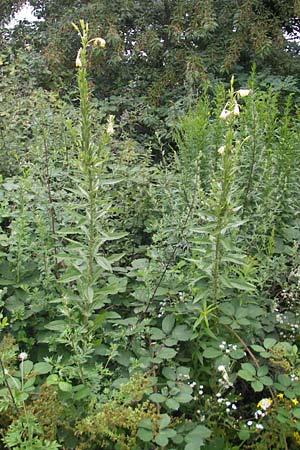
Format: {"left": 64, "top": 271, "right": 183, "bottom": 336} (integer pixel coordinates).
{"left": 0, "top": 2, "right": 300, "bottom": 449}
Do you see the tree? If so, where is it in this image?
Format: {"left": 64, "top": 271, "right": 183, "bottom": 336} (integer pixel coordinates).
{"left": 2, "top": 0, "right": 300, "bottom": 148}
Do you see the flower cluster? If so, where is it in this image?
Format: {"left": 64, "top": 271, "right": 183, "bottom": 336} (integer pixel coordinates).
{"left": 219, "top": 88, "right": 251, "bottom": 120}
{"left": 217, "top": 365, "right": 233, "bottom": 388}
{"left": 218, "top": 341, "right": 239, "bottom": 354}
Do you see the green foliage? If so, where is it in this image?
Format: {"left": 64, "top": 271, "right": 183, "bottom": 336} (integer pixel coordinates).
{"left": 1, "top": 16, "right": 300, "bottom": 450}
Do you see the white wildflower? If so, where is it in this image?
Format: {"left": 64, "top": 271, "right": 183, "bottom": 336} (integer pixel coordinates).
{"left": 107, "top": 115, "right": 115, "bottom": 135}
{"left": 233, "top": 101, "right": 240, "bottom": 116}
{"left": 237, "top": 89, "right": 251, "bottom": 97}
{"left": 18, "top": 352, "right": 28, "bottom": 361}
{"left": 75, "top": 48, "right": 82, "bottom": 68}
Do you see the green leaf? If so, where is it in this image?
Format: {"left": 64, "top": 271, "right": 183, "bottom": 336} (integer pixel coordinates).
{"left": 158, "top": 414, "right": 171, "bottom": 430}
{"left": 203, "top": 348, "right": 223, "bottom": 358}
{"left": 150, "top": 327, "right": 165, "bottom": 340}
{"left": 158, "top": 347, "right": 177, "bottom": 360}
{"left": 137, "top": 428, "right": 153, "bottom": 442}
{"left": 278, "top": 374, "right": 291, "bottom": 387}
{"left": 155, "top": 433, "right": 169, "bottom": 447}
{"left": 172, "top": 325, "right": 193, "bottom": 341}
{"left": 230, "top": 349, "right": 244, "bottom": 359}
{"left": 58, "top": 381, "right": 73, "bottom": 392}
{"left": 47, "top": 374, "right": 59, "bottom": 385}
{"left": 251, "top": 345, "right": 265, "bottom": 353}
{"left": 238, "top": 370, "right": 255, "bottom": 382}
{"left": 238, "top": 429, "right": 250, "bottom": 440}
{"left": 45, "top": 320, "right": 67, "bottom": 332}
{"left": 73, "top": 385, "right": 91, "bottom": 400}
{"left": 292, "top": 408, "right": 300, "bottom": 419}
{"left": 149, "top": 393, "right": 166, "bottom": 403}
{"left": 241, "top": 363, "right": 256, "bottom": 375}
{"left": 251, "top": 380, "right": 264, "bottom": 392}
{"left": 20, "top": 360, "right": 33, "bottom": 376}
{"left": 263, "top": 338, "right": 277, "bottom": 349}
{"left": 162, "top": 315, "right": 175, "bottom": 334}
{"left": 260, "top": 376, "right": 273, "bottom": 386}
{"left": 219, "top": 303, "right": 235, "bottom": 316}
{"left": 139, "top": 418, "right": 152, "bottom": 430}
{"left": 257, "top": 366, "right": 268, "bottom": 377}
{"left": 165, "top": 398, "right": 180, "bottom": 410}
{"left": 95, "top": 255, "right": 112, "bottom": 272}
{"left": 162, "top": 367, "right": 176, "bottom": 381}
{"left": 175, "top": 392, "right": 193, "bottom": 403}
{"left": 33, "top": 362, "right": 52, "bottom": 375}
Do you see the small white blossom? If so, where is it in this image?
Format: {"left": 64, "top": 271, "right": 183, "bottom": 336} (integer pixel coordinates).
{"left": 107, "top": 115, "right": 115, "bottom": 135}
{"left": 18, "top": 352, "right": 28, "bottom": 361}
{"left": 233, "top": 102, "right": 240, "bottom": 116}
{"left": 75, "top": 48, "right": 82, "bottom": 68}
{"left": 256, "top": 424, "right": 264, "bottom": 430}
{"left": 237, "top": 89, "right": 251, "bottom": 97}
{"left": 247, "top": 421, "right": 253, "bottom": 426}
{"left": 219, "top": 108, "right": 231, "bottom": 120}
{"left": 217, "top": 365, "right": 226, "bottom": 372}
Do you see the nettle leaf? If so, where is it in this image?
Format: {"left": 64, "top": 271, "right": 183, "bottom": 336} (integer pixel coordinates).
{"left": 292, "top": 408, "right": 300, "bottom": 419}
{"left": 150, "top": 327, "right": 165, "bottom": 340}
{"left": 162, "top": 367, "right": 176, "bottom": 381}
{"left": 203, "top": 348, "right": 223, "bottom": 358}
{"left": 73, "top": 385, "right": 91, "bottom": 400}
{"left": 263, "top": 338, "right": 277, "bottom": 349}
{"left": 45, "top": 320, "right": 67, "bottom": 332}
{"left": 219, "top": 302, "right": 235, "bottom": 316}
{"left": 162, "top": 314, "right": 176, "bottom": 334}
{"left": 158, "top": 347, "right": 177, "bottom": 360}
{"left": 172, "top": 325, "right": 193, "bottom": 341}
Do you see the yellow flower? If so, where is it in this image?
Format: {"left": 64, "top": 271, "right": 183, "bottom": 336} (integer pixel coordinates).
{"left": 291, "top": 398, "right": 299, "bottom": 405}
{"left": 277, "top": 393, "right": 284, "bottom": 399}
{"left": 294, "top": 431, "right": 300, "bottom": 445}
